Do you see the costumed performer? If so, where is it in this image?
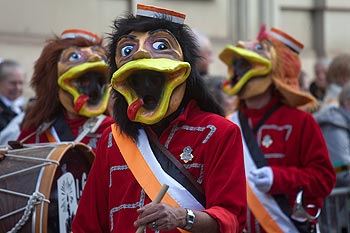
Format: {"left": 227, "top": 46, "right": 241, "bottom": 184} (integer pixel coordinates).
{"left": 219, "top": 25, "right": 336, "bottom": 233}
{"left": 72, "top": 4, "right": 247, "bottom": 233}
{"left": 17, "top": 29, "right": 114, "bottom": 152}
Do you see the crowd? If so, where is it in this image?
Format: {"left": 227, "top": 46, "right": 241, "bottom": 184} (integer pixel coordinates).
{"left": 0, "top": 2, "right": 348, "bottom": 233}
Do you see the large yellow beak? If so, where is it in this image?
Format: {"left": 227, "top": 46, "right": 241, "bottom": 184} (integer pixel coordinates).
{"left": 111, "top": 58, "right": 191, "bottom": 124}
{"left": 58, "top": 61, "right": 110, "bottom": 117}
{"left": 219, "top": 45, "right": 272, "bottom": 96}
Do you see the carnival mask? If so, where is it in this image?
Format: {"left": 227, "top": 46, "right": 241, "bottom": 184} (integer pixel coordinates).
{"left": 111, "top": 30, "right": 191, "bottom": 124}
{"left": 219, "top": 25, "right": 316, "bottom": 109}
{"left": 57, "top": 45, "right": 110, "bottom": 117}
{"left": 219, "top": 38, "right": 273, "bottom": 99}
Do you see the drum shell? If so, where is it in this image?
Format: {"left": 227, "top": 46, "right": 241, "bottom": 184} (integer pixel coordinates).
{"left": 0, "top": 143, "right": 94, "bottom": 233}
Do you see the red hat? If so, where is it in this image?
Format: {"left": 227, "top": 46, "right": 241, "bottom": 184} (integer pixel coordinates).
{"left": 60, "top": 29, "right": 101, "bottom": 43}
{"left": 136, "top": 4, "right": 186, "bottom": 24}
{"left": 269, "top": 27, "right": 304, "bottom": 54}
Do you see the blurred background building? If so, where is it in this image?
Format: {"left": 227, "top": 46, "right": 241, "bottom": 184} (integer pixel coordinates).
{"left": 1, "top": 0, "right": 349, "bottom": 99}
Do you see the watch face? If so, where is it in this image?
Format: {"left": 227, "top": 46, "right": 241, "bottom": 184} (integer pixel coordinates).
{"left": 184, "top": 209, "right": 195, "bottom": 230}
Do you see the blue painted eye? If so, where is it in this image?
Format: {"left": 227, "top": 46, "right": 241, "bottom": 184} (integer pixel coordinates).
{"left": 121, "top": 45, "right": 134, "bottom": 57}
{"left": 255, "top": 43, "right": 263, "bottom": 51}
{"left": 100, "top": 55, "right": 107, "bottom": 62}
{"left": 153, "top": 41, "right": 168, "bottom": 50}
{"left": 69, "top": 52, "right": 81, "bottom": 61}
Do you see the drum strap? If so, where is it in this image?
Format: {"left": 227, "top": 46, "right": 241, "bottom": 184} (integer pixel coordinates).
{"left": 74, "top": 115, "right": 106, "bottom": 142}
{"left": 43, "top": 114, "right": 106, "bottom": 143}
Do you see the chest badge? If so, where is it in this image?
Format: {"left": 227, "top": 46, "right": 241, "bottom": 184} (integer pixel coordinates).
{"left": 262, "top": 134, "right": 273, "bottom": 148}
{"left": 180, "top": 146, "right": 194, "bottom": 163}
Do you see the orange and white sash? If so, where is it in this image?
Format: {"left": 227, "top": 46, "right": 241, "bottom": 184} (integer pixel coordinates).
{"left": 111, "top": 124, "right": 205, "bottom": 211}
{"left": 228, "top": 112, "right": 298, "bottom": 233}
{"left": 45, "top": 127, "right": 60, "bottom": 142}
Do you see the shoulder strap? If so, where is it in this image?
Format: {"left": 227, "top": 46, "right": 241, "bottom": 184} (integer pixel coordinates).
{"left": 111, "top": 124, "right": 204, "bottom": 213}
{"left": 239, "top": 110, "right": 268, "bottom": 168}
{"left": 252, "top": 102, "right": 282, "bottom": 134}
{"left": 111, "top": 124, "right": 179, "bottom": 206}
{"left": 53, "top": 112, "right": 75, "bottom": 141}
{"left": 74, "top": 115, "right": 106, "bottom": 142}
{"left": 145, "top": 128, "right": 206, "bottom": 207}
{"left": 239, "top": 102, "right": 281, "bottom": 167}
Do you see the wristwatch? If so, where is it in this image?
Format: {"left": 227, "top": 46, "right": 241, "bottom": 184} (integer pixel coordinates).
{"left": 184, "top": 209, "right": 195, "bottom": 230}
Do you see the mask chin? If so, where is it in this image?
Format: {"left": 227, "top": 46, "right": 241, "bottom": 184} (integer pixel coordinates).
{"left": 59, "top": 89, "right": 78, "bottom": 117}
{"left": 59, "top": 87, "right": 110, "bottom": 118}
{"left": 129, "top": 82, "right": 186, "bottom": 125}
{"left": 163, "top": 82, "right": 186, "bottom": 119}
{"left": 238, "top": 76, "right": 273, "bottom": 99}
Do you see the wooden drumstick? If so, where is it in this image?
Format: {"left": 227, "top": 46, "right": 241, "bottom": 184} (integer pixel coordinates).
{"left": 135, "top": 184, "right": 169, "bottom": 233}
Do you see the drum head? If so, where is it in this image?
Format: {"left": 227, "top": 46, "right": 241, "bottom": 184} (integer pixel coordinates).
{"left": 47, "top": 144, "right": 94, "bottom": 232}
{"left": 0, "top": 143, "right": 94, "bottom": 233}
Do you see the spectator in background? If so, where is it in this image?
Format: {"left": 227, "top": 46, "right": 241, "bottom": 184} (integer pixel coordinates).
{"left": 299, "top": 70, "right": 310, "bottom": 93}
{"left": 192, "top": 28, "right": 213, "bottom": 76}
{"left": 0, "top": 59, "right": 26, "bottom": 145}
{"left": 321, "top": 54, "right": 350, "bottom": 109}
{"left": 204, "top": 75, "right": 237, "bottom": 115}
{"left": 314, "top": 82, "right": 350, "bottom": 187}
{"left": 309, "top": 57, "right": 331, "bottom": 102}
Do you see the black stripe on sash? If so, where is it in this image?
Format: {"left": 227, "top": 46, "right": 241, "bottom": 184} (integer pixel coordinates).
{"left": 53, "top": 112, "right": 75, "bottom": 141}
{"left": 148, "top": 140, "right": 206, "bottom": 207}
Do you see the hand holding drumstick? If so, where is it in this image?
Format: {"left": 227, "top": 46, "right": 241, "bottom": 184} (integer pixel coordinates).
{"left": 135, "top": 184, "right": 169, "bottom": 233}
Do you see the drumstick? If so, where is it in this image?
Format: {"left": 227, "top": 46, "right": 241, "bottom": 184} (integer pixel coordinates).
{"left": 135, "top": 184, "right": 169, "bottom": 233}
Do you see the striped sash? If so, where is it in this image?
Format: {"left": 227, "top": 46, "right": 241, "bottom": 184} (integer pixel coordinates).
{"left": 111, "top": 124, "right": 204, "bottom": 232}
{"left": 228, "top": 112, "right": 298, "bottom": 233}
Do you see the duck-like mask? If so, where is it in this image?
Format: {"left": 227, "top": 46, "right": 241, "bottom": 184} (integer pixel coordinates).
{"left": 111, "top": 5, "right": 191, "bottom": 125}
{"left": 57, "top": 29, "right": 110, "bottom": 117}
{"left": 219, "top": 25, "right": 317, "bottom": 108}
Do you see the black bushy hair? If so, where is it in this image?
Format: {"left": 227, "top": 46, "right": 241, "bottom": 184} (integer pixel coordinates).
{"left": 107, "top": 14, "right": 224, "bottom": 140}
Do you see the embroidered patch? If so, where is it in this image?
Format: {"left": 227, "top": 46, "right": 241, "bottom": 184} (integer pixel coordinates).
{"left": 262, "top": 134, "right": 273, "bottom": 148}
{"left": 180, "top": 146, "right": 194, "bottom": 163}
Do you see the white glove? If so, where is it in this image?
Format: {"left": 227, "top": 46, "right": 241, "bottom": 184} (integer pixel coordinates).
{"left": 248, "top": 166, "right": 274, "bottom": 193}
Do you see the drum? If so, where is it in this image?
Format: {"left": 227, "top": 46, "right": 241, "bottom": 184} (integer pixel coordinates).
{"left": 0, "top": 142, "right": 94, "bottom": 233}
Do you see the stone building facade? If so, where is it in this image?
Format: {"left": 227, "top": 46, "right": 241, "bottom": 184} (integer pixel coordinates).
{"left": 0, "top": 0, "right": 349, "bottom": 98}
